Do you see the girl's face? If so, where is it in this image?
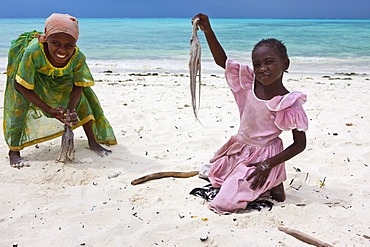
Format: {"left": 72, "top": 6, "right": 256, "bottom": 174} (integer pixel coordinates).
{"left": 252, "top": 45, "right": 289, "bottom": 86}
{"left": 45, "top": 32, "right": 76, "bottom": 67}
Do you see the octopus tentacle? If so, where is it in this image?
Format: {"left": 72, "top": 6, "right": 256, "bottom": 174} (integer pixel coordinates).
{"left": 189, "top": 17, "right": 202, "bottom": 122}
{"left": 57, "top": 125, "right": 75, "bottom": 163}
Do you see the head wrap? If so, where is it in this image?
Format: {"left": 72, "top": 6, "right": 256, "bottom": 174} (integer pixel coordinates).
{"left": 36, "top": 13, "right": 79, "bottom": 42}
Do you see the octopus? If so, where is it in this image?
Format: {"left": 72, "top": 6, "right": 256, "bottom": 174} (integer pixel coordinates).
{"left": 57, "top": 125, "right": 75, "bottom": 163}
{"left": 189, "top": 17, "right": 202, "bottom": 121}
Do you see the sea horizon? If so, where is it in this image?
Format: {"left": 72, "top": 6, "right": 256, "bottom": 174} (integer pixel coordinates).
{"left": 1, "top": 17, "right": 369, "bottom": 19}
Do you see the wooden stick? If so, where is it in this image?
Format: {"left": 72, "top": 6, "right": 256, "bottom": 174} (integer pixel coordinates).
{"left": 278, "top": 226, "right": 333, "bottom": 247}
{"left": 131, "top": 171, "right": 199, "bottom": 185}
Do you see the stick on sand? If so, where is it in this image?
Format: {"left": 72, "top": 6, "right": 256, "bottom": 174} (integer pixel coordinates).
{"left": 131, "top": 171, "right": 199, "bottom": 185}
{"left": 278, "top": 226, "right": 333, "bottom": 247}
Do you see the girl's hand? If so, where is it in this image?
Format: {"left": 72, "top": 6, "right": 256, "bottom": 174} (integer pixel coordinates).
{"left": 49, "top": 106, "right": 66, "bottom": 123}
{"left": 64, "top": 109, "right": 78, "bottom": 127}
{"left": 192, "top": 13, "right": 212, "bottom": 33}
{"left": 48, "top": 107, "right": 78, "bottom": 126}
{"left": 246, "top": 161, "right": 272, "bottom": 190}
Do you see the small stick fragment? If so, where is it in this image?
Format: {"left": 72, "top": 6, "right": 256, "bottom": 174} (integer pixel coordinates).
{"left": 278, "top": 226, "right": 333, "bottom": 247}
{"left": 131, "top": 171, "right": 199, "bottom": 185}
{"left": 108, "top": 172, "right": 121, "bottom": 179}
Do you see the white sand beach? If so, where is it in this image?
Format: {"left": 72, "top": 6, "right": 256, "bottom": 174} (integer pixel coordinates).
{"left": 0, "top": 58, "right": 369, "bottom": 246}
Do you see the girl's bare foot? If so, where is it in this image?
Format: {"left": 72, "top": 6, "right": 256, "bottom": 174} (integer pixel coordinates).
{"left": 9, "top": 150, "right": 28, "bottom": 168}
{"left": 270, "top": 183, "right": 286, "bottom": 202}
{"left": 89, "top": 141, "right": 112, "bottom": 157}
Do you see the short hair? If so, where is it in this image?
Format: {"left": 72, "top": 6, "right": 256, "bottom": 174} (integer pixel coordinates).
{"left": 252, "top": 38, "right": 288, "bottom": 60}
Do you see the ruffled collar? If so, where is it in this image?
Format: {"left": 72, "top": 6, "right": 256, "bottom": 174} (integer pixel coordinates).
{"left": 39, "top": 42, "right": 79, "bottom": 77}
{"left": 267, "top": 92, "right": 307, "bottom": 111}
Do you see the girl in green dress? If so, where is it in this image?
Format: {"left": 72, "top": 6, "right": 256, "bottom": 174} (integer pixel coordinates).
{"left": 3, "top": 13, "right": 117, "bottom": 168}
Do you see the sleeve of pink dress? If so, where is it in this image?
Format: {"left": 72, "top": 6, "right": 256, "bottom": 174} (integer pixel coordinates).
{"left": 267, "top": 92, "right": 309, "bottom": 132}
{"left": 225, "top": 59, "right": 254, "bottom": 93}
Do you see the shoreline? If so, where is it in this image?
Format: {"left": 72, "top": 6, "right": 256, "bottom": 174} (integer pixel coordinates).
{"left": 2, "top": 55, "right": 370, "bottom": 75}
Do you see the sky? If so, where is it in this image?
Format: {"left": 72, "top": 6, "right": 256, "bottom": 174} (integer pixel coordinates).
{"left": 1, "top": 0, "right": 369, "bottom": 19}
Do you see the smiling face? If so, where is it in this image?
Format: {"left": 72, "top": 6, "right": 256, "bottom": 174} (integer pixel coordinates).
{"left": 252, "top": 45, "right": 289, "bottom": 86}
{"left": 45, "top": 32, "right": 76, "bottom": 67}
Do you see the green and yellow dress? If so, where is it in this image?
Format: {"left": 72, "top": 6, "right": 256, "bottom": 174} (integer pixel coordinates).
{"left": 3, "top": 31, "right": 117, "bottom": 151}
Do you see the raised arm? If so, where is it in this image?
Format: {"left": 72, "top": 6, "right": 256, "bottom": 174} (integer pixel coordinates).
{"left": 193, "top": 13, "right": 227, "bottom": 69}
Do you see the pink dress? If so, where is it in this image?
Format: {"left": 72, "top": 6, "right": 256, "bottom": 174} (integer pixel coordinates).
{"left": 207, "top": 59, "right": 308, "bottom": 214}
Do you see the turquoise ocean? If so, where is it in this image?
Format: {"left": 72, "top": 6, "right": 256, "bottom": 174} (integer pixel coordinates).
{"left": 0, "top": 18, "right": 369, "bottom": 73}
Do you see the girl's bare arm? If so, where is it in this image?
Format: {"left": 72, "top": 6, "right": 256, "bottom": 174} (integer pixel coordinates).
{"left": 14, "top": 81, "right": 63, "bottom": 118}
{"left": 247, "top": 129, "right": 307, "bottom": 190}
{"left": 195, "top": 13, "right": 227, "bottom": 69}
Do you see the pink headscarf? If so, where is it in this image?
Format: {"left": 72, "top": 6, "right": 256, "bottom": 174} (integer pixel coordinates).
{"left": 36, "top": 13, "right": 79, "bottom": 42}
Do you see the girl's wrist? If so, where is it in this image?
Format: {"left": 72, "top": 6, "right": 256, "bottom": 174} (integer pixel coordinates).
{"left": 45, "top": 105, "right": 53, "bottom": 115}
{"left": 203, "top": 28, "right": 213, "bottom": 34}
{"left": 260, "top": 161, "right": 271, "bottom": 171}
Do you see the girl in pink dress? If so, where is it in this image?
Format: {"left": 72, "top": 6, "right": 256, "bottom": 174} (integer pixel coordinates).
{"left": 193, "top": 13, "right": 308, "bottom": 214}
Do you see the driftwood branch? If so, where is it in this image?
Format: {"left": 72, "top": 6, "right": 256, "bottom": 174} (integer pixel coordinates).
{"left": 131, "top": 171, "right": 199, "bottom": 185}
{"left": 278, "top": 226, "right": 333, "bottom": 247}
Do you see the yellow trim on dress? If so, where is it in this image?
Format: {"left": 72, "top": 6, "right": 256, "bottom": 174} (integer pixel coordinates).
{"left": 39, "top": 42, "right": 80, "bottom": 77}
{"left": 15, "top": 75, "right": 34, "bottom": 90}
{"left": 8, "top": 115, "right": 94, "bottom": 151}
{"left": 75, "top": 81, "right": 94, "bottom": 87}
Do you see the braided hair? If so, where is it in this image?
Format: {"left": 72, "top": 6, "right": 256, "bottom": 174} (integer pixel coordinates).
{"left": 252, "top": 38, "right": 288, "bottom": 60}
